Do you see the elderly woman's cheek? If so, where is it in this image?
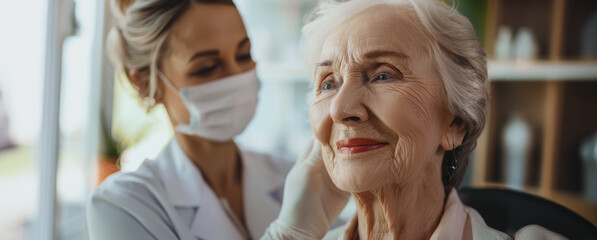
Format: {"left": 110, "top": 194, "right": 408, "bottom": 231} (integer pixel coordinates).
{"left": 384, "top": 88, "right": 438, "bottom": 131}
{"left": 310, "top": 101, "right": 333, "bottom": 144}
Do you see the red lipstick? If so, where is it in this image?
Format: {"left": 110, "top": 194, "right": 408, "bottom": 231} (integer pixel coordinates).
{"left": 336, "top": 138, "right": 389, "bottom": 154}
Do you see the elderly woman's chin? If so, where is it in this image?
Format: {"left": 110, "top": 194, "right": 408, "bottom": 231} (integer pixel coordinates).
{"left": 322, "top": 145, "right": 398, "bottom": 193}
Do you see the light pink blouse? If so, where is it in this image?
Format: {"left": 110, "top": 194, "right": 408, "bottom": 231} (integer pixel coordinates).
{"left": 328, "top": 189, "right": 567, "bottom": 240}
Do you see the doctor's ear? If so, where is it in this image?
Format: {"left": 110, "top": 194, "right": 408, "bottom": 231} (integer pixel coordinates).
{"left": 126, "top": 68, "right": 142, "bottom": 89}
{"left": 125, "top": 68, "right": 163, "bottom": 105}
{"left": 440, "top": 117, "right": 466, "bottom": 151}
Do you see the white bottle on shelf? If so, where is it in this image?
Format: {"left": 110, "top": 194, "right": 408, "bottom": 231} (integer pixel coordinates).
{"left": 503, "top": 114, "right": 533, "bottom": 190}
{"left": 495, "top": 26, "right": 514, "bottom": 61}
{"left": 514, "top": 27, "right": 538, "bottom": 64}
{"left": 580, "top": 131, "right": 597, "bottom": 202}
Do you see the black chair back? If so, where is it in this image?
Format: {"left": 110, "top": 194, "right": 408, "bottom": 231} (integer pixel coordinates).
{"left": 458, "top": 187, "right": 597, "bottom": 240}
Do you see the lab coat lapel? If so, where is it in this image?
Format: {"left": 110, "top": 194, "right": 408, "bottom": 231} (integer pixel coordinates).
{"left": 161, "top": 139, "right": 243, "bottom": 240}
{"left": 241, "top": 151, "right": 285, "bottom": 239}
{"left": 189, "top": 184, "right": 244, "bottom": 240}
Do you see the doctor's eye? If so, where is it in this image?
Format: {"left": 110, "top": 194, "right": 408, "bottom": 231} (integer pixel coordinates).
{"left": 237, "top": 54, "right": 252, "bottom": 62}
{"left": 191, "top": 64, "right": 219, "bottom": 77}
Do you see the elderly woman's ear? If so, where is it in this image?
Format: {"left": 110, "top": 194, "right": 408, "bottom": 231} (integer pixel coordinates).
{"left": 440, "top": 117, "right": 466, "bottom": 151}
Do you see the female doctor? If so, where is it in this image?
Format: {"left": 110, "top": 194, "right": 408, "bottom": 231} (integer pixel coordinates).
{"left": 87, "top": 0, "right": 348, "bottom": 239}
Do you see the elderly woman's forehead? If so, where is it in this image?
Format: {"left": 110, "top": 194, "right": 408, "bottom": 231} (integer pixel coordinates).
{"left": 319, "top": 4, "right": 426, "bottom": 62}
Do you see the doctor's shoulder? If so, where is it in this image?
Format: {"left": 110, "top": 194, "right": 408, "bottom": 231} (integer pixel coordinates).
{"left": 89, "top": 158, "right": 165, "bottom": 207}
{"left": 87, "top": 159, "right": 176, "bottom": 240}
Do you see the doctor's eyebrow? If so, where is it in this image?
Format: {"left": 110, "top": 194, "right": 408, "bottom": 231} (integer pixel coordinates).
{"left": 187, "top": 37, "right": 251, "bottom": 63}
{"left": 188, "top": 50, "right": 219, "bottom": 62}
{"left": 238, "top": 37, "right": 250, "bottom": 48}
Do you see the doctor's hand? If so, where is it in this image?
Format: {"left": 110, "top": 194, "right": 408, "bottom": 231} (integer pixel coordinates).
{"left": 262, "top": 138, "right": 350, "bottom": 240}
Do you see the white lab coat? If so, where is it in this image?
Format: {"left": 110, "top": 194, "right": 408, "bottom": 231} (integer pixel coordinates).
{"left": 87, "top": 138, "right": 293, "bottom": 240}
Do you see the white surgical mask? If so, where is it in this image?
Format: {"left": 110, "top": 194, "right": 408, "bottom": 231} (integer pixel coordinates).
{"left": 159, "top": 69, "right": 259, "bottom": 142}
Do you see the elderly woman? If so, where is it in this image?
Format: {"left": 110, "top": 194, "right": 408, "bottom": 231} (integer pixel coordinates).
{"left": 301, "top": 0, "right": 566, "bottom": 239}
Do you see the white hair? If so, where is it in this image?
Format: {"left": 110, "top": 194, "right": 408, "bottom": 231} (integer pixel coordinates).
{"left": 302, "top": 0, "right": 488, "bottom": 190}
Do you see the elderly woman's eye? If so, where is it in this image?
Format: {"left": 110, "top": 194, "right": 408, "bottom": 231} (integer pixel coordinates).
{"left": 376, "top": 74, "right": 390, "bottom": 81}
{"left": 319, "top": 75, "right": 337, "bottom": 91}
{"left": 371, "top": 67, "right": 404, "bottom": 83}
{"left": 372, "top": 73, "right": 393, "bottom": 83}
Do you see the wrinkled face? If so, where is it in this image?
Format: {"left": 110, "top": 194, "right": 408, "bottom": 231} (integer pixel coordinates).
{"left": 310, "top": 5, "right": 453, "bottom": 192}
{"left": 160, "top": 3, "right": 255, "bottom": 129}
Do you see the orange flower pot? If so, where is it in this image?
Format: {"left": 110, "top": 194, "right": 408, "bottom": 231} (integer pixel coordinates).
{"left": 97, "top": 156, "right": 120, "bottom": 186}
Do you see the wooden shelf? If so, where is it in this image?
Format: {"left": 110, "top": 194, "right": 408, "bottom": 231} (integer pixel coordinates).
{"left": 470, "top": 0, "right": 597, "bottom": 229}
{"left": 488, "top": 60, "right": 597, "bottom": 81}
{"left": 562, "top": 0, "right": 597, "bottom": 58}
{"left": 472, "top": 182, "right": 540, "bottom": 195}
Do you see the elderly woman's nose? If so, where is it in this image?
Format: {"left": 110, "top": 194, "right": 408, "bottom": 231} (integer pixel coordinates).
{"left": 330, "top": 84, "right": 369, "bottom": 125}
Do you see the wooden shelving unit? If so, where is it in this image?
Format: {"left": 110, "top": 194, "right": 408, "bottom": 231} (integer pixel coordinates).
{"left": 488, "top": 60, "right": 597, "bottom": 81}
{"left": 470, "top": 0, "right": 597, "bottom": 226}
